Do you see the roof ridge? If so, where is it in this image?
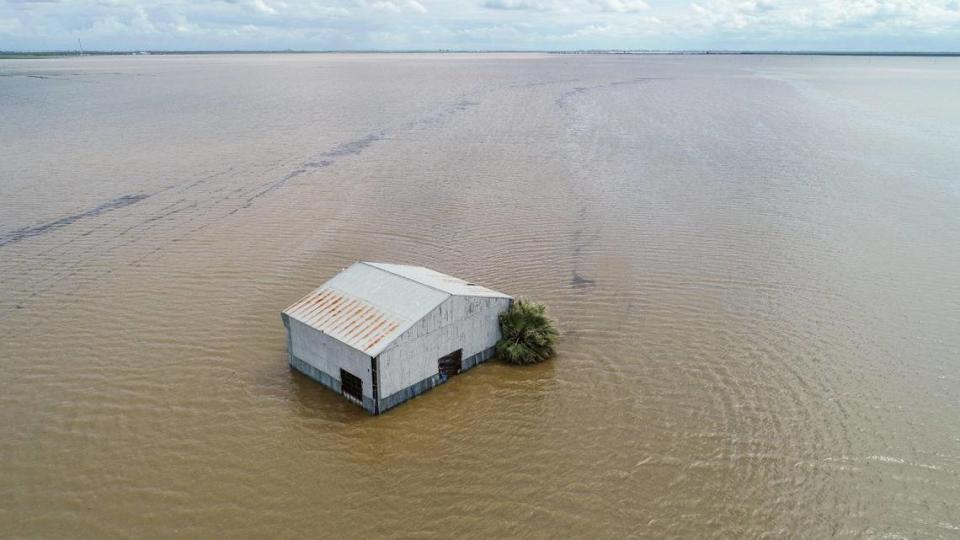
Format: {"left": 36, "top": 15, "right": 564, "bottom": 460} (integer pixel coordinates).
{"left": 360, "top": 261, "right": 455, "bottom": 297}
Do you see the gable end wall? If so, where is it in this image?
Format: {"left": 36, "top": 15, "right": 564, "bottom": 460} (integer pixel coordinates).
{"left": 377, "top": 296, "right": 511, "bottom": 398}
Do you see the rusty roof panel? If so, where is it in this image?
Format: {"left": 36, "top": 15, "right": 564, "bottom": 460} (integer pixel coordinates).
{"left": 284, "top": 287, "right": 410, "bottom": 355}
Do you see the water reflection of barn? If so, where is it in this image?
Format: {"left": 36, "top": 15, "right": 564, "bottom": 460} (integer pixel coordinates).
{"left": 282, "top": 262, "right": 512, "bottom": 414}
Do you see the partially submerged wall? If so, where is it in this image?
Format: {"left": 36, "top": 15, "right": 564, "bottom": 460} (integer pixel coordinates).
{"left": 283, "top": 314, "right": 376, "bottom": 413}
{"left": 376, "top": 296, "right": 511, "bottom": 412}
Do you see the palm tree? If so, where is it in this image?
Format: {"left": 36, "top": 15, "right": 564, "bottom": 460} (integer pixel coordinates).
{"left": 497, "top": 299, "right": 559, "bottom": 365}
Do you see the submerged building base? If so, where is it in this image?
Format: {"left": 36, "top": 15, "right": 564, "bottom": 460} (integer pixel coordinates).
{"left": 289, "top": 354, "right": 377, "bottom": 413}
{"left": 289, "top": 346, "right": 498, "bottom": 415}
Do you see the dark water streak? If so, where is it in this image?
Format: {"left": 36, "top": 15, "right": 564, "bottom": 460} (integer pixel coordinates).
{"left": 0, "top": 193, "right": 149, "bottom": 247}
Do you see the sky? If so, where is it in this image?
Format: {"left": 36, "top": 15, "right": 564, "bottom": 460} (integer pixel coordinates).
{"left": 1, "top": 0, "right": 959, "bottom": 52}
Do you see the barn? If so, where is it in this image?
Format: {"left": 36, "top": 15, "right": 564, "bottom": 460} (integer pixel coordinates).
{"left": 281, "top": 262, "right": 513, "bottom": 414}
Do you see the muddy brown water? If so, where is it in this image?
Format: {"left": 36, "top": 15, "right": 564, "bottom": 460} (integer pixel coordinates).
{"left": 1, "top": 53, "right": 959, "bottom": 538}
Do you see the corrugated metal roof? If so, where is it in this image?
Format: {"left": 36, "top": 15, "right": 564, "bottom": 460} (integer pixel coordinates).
{"left": 283, "top": 286, "right": 407, "bottom": 355}
{"left": 365, "top": 262, "right": 511, "bottom": 298}
{"left": 283, "top": 262, "right": 510, "bottom": 357}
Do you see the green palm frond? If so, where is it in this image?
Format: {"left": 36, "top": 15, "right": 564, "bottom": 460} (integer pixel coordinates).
{"left": 496, "top": 299, "right": 559, "bottom": 365}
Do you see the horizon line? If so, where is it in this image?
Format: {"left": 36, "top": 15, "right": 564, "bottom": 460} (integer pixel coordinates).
{"left": 3, "top": 49, "right": 960, "bottom": 57}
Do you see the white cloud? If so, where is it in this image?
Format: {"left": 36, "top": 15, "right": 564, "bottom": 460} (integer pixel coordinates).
{"left": 689, "top": 0, "right": 960, "bottom": 37}
{"left": 589, "top": 0, "right": 648, "bottom": 12}
{"left": 0, "top": 0, "right": 958, "bottom": 51}
{"left": 248, "top": 0, "right": 276, "bottom": 14}
{"left": 561, "top": 22, "right": 611, "bottom": 37}
{"left": 481, "top": 0, "right": 648, "bottom": 11}
{"left": 363, "top": 0, "right": 427, "bottom": 13}
{"left": 481, "top": 0, "right": 554, "bottom": 10}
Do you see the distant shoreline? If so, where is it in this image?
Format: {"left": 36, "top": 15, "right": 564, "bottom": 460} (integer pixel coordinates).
{"left": 2, "top": 50, "right": 959, "bottom": 59}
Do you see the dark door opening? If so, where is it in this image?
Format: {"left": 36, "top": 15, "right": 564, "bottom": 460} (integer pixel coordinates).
{"left": 340, "top": 369, "right": 363, "bottom": 403}
{"left": 438, "top": 349, "right": 463, "bottom": 379}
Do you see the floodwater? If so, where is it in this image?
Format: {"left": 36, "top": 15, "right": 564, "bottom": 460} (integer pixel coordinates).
{"left": 1, "top": 53, "right": 959, "bottom": 538}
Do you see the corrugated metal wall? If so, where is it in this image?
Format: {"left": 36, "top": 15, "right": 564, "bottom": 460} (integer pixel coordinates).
{"left": 377, "top": 296, "right": 511, "bottom": 398}
{"left": 287, "top": 317, "right": 373, "bottom": 399}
